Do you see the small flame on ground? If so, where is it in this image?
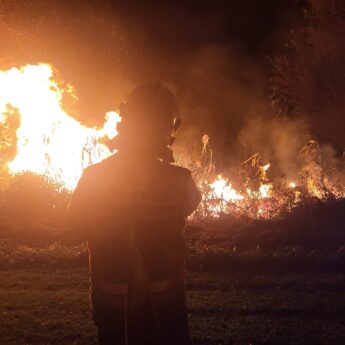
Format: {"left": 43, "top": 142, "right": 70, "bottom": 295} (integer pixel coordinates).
{"left": 262, "top": 163, "right": 270, "bottom": 171}
{"left": 259, "top": 184, "right": 272, "bottom": 198}
{"left": 204, "top": 174, "right": 274, "bottom": 218}
{"left": 210, "top": 175, "right": 244, "bottom": 202}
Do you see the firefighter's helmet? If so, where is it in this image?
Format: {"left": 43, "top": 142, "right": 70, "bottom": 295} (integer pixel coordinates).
{"left": 119, "top": 82, "right": 181, "bottom": 139}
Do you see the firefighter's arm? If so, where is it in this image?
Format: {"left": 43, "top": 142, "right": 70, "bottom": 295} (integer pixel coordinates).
{"left": 67, "top": 169, "right": 93, "bottom": 239}
{"left": 184, "top": 170, "right": 201, "bottom": 217}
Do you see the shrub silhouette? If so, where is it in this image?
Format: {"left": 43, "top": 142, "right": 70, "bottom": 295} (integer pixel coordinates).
{"left": 0, "top": 172, "right": 71, "bottom": 227}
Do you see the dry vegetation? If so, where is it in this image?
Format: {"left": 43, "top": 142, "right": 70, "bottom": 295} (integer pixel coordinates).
{"left": 1, "top": 1, "right": 345, "bottom": 343}
{"left": 0, "top": 169, "right": 344, "bottom": 344}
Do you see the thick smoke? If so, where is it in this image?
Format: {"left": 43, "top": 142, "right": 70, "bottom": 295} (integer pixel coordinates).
{"left": 238, "top": 116, "right": 310, "bottom": 180}
{"left": 164, "top": 44, "right": 312, "bottom": 181}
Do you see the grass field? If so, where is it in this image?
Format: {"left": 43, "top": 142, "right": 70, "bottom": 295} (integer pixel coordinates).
{"left": 1, "top": 211, "right": 345, "bottom": 345}
{"left": 1, "top": 267, "right": 345, "bottom": 345}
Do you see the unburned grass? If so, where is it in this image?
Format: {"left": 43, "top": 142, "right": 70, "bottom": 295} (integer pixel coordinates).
{"left": 0, "top": 268, "right": 344, "bottom": 344}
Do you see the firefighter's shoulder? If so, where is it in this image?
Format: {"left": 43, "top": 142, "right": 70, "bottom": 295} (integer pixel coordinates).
{"left": 164, "top": 163, "right": 193, "bottom": 182}
{"left": 82, "top": 155, "right": 119, "bottom": 182}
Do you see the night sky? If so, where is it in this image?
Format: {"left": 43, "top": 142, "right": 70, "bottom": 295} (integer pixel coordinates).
{"left": 0, "top": 0, "right": 306, "bottom": 161}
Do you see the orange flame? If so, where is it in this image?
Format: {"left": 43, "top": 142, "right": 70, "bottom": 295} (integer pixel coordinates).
{"left": 0, "top": 64, "right": 121, "bottom": 190}
{"left": 2, "top": 64, "right": 344, "bottom": 222}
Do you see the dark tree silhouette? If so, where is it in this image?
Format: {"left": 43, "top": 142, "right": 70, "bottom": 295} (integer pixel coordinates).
{"left": 272, "top": 0, "right": 345, "bottom": 152}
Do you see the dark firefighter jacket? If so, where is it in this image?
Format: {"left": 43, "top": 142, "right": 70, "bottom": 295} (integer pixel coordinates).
{"left": 69, "top": 152, "right": 201, "bottom": 335}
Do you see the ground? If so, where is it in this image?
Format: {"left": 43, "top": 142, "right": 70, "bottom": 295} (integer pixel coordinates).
{"left": 1, "top": 267, "right": 344, "bottom": 345}
{"left": 1, "top": 202, "right": 345, "bottom": 345}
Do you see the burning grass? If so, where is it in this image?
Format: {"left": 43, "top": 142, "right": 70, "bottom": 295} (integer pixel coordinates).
{"left": 1, "top": 152, "right": 345, "bottom": 344}
{"left": 1, "top": 63, "right": 345, "bottom": 227}
{"left": 1, "top": 62, "right": 345, "bottom": 276}
{"left": 187, "top": 136, "right": 345, "bottom": 223}
{"left": 1, "top": 135, "right": 345, "bottom": 275}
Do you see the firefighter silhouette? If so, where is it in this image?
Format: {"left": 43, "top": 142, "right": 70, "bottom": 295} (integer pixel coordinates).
{"left": 69, "top": 83, "right": 201, "bottom": 345}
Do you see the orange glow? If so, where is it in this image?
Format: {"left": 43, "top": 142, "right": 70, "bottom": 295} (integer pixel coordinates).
{"left": 0, "top": 64, "right": 121, "bottom": 190}
{"left": 202, "top": 169, "right": 274, "bottom": 218}
{"left": 2, "top": 63, "right": 344, "bottom": 221}
{"left": 210, "top": 175, "right": 244, "bottom": 202}
{"left": 289, "top": 181, "right": 297, "bottom": 188}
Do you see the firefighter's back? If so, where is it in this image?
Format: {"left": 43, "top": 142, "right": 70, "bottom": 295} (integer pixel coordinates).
{"left": 69, "top": 83, "right": 200, "bottom": 345}
{"left": 80, "top": 152, "right": 198, "bottom": 344}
